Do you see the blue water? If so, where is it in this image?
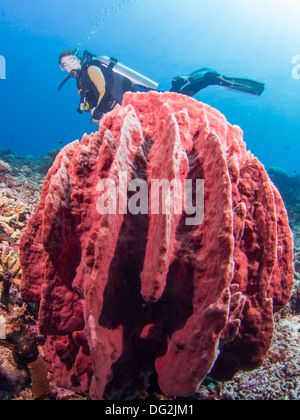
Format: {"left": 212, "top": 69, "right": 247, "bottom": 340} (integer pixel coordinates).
{"left": 0, "top": 0, "right": 300, "bottom": 174}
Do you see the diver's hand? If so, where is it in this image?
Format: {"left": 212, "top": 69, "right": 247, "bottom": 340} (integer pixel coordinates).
{"left": 90, "top": 108, "right": 104, "bottom": 125}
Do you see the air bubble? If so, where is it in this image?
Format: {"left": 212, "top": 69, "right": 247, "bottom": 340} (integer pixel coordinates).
{"left": 77, "top": 0, "right": 142, "bottom": 50}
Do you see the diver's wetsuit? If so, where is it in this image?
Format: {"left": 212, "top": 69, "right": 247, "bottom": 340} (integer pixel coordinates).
{"left": 77, "top": 60, "right": 153, "bottom": 118}
{"left": 77, "top": 62, "right": 136, "bottom": 116}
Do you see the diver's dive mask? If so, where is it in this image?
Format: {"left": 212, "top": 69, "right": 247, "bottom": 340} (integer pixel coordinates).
{"left": 59, "top": 55, "right": 81, "bottom": 72}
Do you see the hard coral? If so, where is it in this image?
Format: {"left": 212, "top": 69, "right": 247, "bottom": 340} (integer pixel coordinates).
{"left": 0, "top": 179, "right": 40, "bottom": 249}
{"left": 0, "top": 246, "right": 21, "bottom": 282}
{"left": 0, "top": 160, "right": 11, "bottom": 174}
{"left": 20, "top": 92, "right": 294, "bottom": 400}
{"left": 0, "top": 246, "right": 22, "bottom": 311}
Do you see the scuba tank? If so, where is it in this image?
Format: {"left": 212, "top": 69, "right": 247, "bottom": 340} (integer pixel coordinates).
{"left": 97, "top": 56, "right": 159, "bottom": 90}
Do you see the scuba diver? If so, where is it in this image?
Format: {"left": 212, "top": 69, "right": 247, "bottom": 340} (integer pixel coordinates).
{"left": 58, "top": 49, "right": 265, "bottom": 125}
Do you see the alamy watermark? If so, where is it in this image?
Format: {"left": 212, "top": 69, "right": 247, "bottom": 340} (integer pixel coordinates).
{"left": 0, "top": 55, "right": 6, "bottom": 79}
{"left": 292, "top": 54, "right": 300, "bottom": 80}
{"left": 96, "top": 172, "right": 204, "bottom": 226}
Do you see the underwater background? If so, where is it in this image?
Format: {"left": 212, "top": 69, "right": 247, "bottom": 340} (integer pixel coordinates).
{"left": 0, "top": 0, "right": 300, "bottom": 175}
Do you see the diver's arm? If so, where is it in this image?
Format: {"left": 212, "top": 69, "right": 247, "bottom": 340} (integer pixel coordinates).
{"left": 87, "top": 66, "right": 106, "bottom": 106}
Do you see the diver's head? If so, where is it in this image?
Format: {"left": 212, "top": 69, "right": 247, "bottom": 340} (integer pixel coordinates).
{"left": 59, "top": 50, "right": 81, "bottom": 73}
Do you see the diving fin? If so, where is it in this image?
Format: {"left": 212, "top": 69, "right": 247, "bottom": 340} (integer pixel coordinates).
{"left": 217, "top": 75, "right": 265, "bottom": 96}
{"left": 171, "top": 67, "right": 265, "bottom": 97}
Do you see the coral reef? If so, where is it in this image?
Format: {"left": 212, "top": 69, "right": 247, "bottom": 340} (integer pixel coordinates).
{"left": 19, "top": 92, "right": 294, "bottom": 400}
{"left": 268, "top": 167, "right": 300, "bottom": 223}
{"left": 0, "top": 160, "right": 11, "bottom": 175}
{"left": 0, "top": 150, "right": 48, "bottom": 316}
{"left": 290, "top": 222, "right": 300, "bottom": 315}
{"left": 0, "top": 151, "right": 59, "bottom": 400}
{"left": 0, "top": 149, "right": 60, "bottom": 178}
{"left": 195, "top": 310, "right": 300, "bottom": 400}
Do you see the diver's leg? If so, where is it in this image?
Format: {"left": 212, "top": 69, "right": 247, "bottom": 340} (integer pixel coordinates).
{"left": 170, "top": 76, "right": 189, "bottom": 93}
{"left": 170, "top": 68, "right": 220, "bottom": 96}
{"left": 133, "top": 84, "right": 154, "bottom": 93}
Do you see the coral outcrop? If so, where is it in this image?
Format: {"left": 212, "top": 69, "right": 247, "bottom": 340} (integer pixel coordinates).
{"left": 0, "top": 148, "right": 62, "bottom": 399}
{"left": 19, "top": 92, "right": 294, "bottom": 400}
{"left": 268, "top": 167, "right": 300, "bottom": 223}
{"left": 0, "top": 160, "right": 11, "bottom": 176}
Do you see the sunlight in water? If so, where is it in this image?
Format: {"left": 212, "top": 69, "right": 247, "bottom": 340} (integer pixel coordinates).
{"left": 243, "top": 0, "right": 300, "bottom": 32}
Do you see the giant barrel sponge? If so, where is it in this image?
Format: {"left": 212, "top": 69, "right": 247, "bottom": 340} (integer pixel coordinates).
{"left": 20, "top": 92, "right": 294, "bottom": 399}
